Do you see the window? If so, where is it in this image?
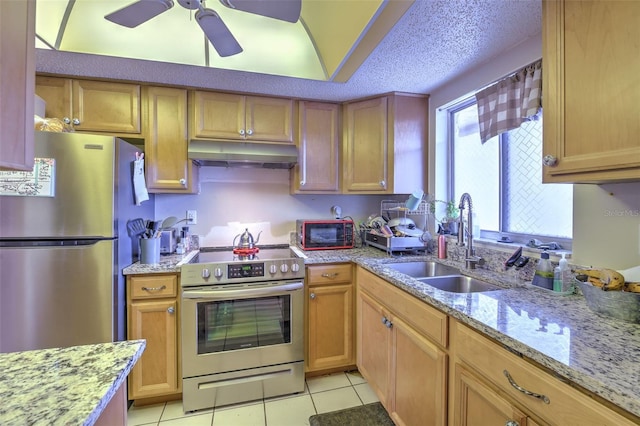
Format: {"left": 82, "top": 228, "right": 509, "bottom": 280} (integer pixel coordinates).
{"left": 448, "top": 99, "right": 572, "bottom": 243}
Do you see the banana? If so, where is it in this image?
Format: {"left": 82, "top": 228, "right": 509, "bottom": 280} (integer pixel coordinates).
{"left": 574, "top": 268, "right": 625, "bottom": 291}
{"left": 624, "top": 282, "right": 640, "bottom": 293}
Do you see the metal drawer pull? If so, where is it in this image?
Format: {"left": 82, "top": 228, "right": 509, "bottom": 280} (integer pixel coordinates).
{"left": 503, "top": 370, "right": 550, "bottom": 404}
{"left": 142, "top": 285, "right": 167, "bottom": 292}
{"left": 321, "top": 272, "right": 339, "bottom": 279}
{"left": 505, "top": 421, "right": 520, "bottom": 426}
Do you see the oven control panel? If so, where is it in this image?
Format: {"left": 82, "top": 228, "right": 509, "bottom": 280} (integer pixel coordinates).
{"left": 228, "top": 263, "right": 264, "bottom": 279}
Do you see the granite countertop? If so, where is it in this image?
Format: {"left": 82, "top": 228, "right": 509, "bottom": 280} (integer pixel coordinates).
{"left": 122, "top": 250, "right": 198, "bottom": 275}
{"left": 301, "top": 247, "right": 640, "bottom": 419}
{"left": 0, "top": 340, "right": 145, "bottom": 426}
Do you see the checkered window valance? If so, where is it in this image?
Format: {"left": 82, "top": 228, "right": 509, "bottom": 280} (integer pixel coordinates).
{"left": 475, "top": 60, "right": 542, "bottom": 143}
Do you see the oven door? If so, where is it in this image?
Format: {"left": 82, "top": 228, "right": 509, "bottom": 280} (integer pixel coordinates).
{"left": 181, "top": 280, "right": 303, "bottom": 378}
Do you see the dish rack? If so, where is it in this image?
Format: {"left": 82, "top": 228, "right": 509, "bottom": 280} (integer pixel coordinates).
{"left": 364, "top": 200, "right": 431, "bottom": 254}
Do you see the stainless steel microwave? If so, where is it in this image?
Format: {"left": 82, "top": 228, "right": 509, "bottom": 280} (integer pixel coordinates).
{"left": 296, "top": 219, "right": 354, "bottom": 250}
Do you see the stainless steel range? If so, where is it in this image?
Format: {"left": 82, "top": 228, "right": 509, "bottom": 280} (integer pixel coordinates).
{"left": 180, "top": 246, "right": 305, "bottom": 412}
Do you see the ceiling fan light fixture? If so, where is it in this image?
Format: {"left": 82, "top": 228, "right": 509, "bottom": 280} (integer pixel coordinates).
{"left": 105, "top": 0, "right": 174, "bottom": 28}
{"left": 195, "top": 8, "right": 243, "bottom": 57}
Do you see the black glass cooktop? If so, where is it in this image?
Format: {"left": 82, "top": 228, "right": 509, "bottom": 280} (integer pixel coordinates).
{"left": 194, "top": 246, "right": 296, "bottom": 264}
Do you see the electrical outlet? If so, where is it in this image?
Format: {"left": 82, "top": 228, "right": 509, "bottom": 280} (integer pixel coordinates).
{"left": 186, "top": 210, "right": 197, "bottom": 225}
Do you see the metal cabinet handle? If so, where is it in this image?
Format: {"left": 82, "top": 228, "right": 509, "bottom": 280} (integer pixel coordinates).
{"left": 167, "top": 306, "right": 175, "bottom": 314}
{"left": 542, "top": 154, "right": 558, "bottom": 167}
{"left": 179, "top": 178, "right": 186, "bottom": 186}
{"left": 379, "top": 180, "right": 386, "bottom": 187}
{"left": 72, "top": 118, "right": 81, "bottom": 126}
{"left": 141, "top": 285, "right": 166, "bottom": 292}
{"left": 246, "top": 129, "right": 253, "bottom": 136}
{"left": 239, "top": 129, "right": 245, "bottom": 136}
{"left": 321, "top": 272, "right": 339, "bottom": 279}
{"left": 381, "top": 316, "right": 392, "bottom": 328}
{"left": 310, "top": 293, "right": 316, "bottom": 300}
{"left": 300, "top": 180, "right": 305, "bottom": 186}
{"left": 503, "top": 370, "right": 550, "bottom": 404}
{"left": 63, "top": 117, "right": 71, "bottom": 124}
{"left": 506, "top": 421, "right": 519, "bottom": 426}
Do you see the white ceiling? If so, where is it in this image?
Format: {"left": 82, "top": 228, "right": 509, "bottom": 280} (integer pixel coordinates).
{"left": 35, "top": 0, "right": 542, "bottom": 102}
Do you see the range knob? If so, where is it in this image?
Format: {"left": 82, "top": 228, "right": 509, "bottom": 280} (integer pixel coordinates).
{"left": 280, "top": 263, "right": 289, "bottom": 273}
{"left": 269, "top": 264, "right": 278, "bottom": 275}
{"left": 214, "top": 267, "right": 223, "bottom": 278}
{"left": 202, "top": 268, "right": 211, "bottom": 279}
{"left": 291, "top": 263, "right": 300, "bottom": 273}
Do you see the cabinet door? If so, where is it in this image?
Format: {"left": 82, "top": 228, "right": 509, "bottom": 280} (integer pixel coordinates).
{"left": 356, "top": 290, "right": 392, "bottom": 408}
{"left": 72, "top": 80, "right": 141, "bottom": 133}
{"left": 128, "top": 299, "right": 179, "bottom": 399}
{"left": 453, "top": 366, "right": 529, "bottom": 426}
{"left": 343, "top": 97, "right": 389, "bottom": 193}
{"left": 391, "top": 315, "right": 447, "bottom": 426}
{"left": 245, "top": 96, "right": 294, "bottom": 142}
{"left": 542, "top": 0, "right": 640, "bottom": 182}
{"left": 190, "top": 91, "right": 245, "bottom": 139}
{"left": 145, "top": 86, "right": 198, "bottom": 193}
{"left": 35, "top": 77, "right": 73, "bottom": 125}
{"left": 0, "top": 0, "right": 35, "bottom": 171}
{"left": 292, "top": 101, "right": 340, "bottom": 193}
{"left": 307, "top": 283, "right": 354, "bottom": 372}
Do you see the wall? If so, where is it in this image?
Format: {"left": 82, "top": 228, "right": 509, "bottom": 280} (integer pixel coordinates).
{"left": 155, "top": 167, "right": 403, "bottom": 247}
{"left": 427, "top": 32, "right": 640, "bottom": 270}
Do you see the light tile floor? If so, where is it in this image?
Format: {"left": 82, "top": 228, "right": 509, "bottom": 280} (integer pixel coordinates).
{"left": 127, "top": 371, "right": 379, "bottom": 426}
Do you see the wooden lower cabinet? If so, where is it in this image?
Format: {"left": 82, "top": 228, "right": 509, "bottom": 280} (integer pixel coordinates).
{"left": 305, "top": 264, "right": 355, "bottom": 373}
{"left": 127, "top": 274, "right": 181, "bottom": 402}
{"left": 451, "top": 320, "right": 638, "bottom": 426}
{"left": 453, "top": 367, "right": 531, "bottom": 426}
{"left": 356, "top": 267, "right": 447, "bottom": 426}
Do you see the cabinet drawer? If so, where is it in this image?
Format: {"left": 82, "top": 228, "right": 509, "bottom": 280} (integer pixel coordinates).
{"left": 454, "top": 322, "right": 637, "bottom": 426}
{"left": 358, "top": 268, "right": 447, "bottom": 348}
{"left": 130, "top": 275, "right": 178, "bottom": 299}
{"left": 307, "top": 264, "right": 352, "bottom": 285}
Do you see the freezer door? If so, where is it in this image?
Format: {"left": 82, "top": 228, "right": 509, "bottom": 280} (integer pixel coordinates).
{"left": 0, "top": 240, "right": 115, "bottom": 352}
{"left": 0, "top": 131, "right": 117, "bottom": 238}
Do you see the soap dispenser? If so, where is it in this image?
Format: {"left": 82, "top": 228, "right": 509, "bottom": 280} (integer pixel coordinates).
{"left": 532, "top": 251, "right": 554, "bottom": 290}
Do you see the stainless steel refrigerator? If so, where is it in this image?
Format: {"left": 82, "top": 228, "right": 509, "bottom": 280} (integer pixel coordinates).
{"left": 0, "top": 131, "right": 154, "bottom": 353}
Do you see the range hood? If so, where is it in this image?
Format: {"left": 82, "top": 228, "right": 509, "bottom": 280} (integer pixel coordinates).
{"left": 188, "top": 140, "right": 298, "bottom": 169}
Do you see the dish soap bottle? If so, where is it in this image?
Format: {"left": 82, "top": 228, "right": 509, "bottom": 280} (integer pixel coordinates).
{"left": 559, "top": 253, "right": 573, "bottom": 292}
{"left": 532, "top": 251, "right": 554, "bottom": 290}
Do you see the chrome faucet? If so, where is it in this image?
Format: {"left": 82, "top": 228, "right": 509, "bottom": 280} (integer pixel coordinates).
{"left": 457, "top": 193, "right": 484, "bottom": 269}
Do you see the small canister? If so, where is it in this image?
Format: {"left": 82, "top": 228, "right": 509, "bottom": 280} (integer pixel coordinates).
{"left": 181, "top": 226, "right": 190, "bottom": 251}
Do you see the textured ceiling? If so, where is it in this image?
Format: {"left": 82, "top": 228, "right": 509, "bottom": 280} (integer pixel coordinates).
{"left": 36, "top": 0, "right": 542, "bottom": 102}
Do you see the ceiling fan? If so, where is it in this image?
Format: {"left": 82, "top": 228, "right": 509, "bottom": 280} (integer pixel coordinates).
{"left": 105, "top": 0, "right": 302, "bottom": 57}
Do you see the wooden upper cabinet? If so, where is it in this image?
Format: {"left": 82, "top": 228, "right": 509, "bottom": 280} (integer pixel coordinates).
{"left": 542, "top": 0, "right": 640, "bottom": 183}
{"left": 291, "top": 101, "right": 340, "bottom": 193}
{"left": 190, "top": 91, "right": 293, "bottom": 143}
{"left": 0, "top": 0, "right": 35, "bottom": 171}
{"left": 35, "top": 77, "right": 141, "bottom": 134}
{"left": 144, "top": 86, "right": 198, "bottom": 194}
{"left": 343, "top": 93, "right": 428, "bottom": 194}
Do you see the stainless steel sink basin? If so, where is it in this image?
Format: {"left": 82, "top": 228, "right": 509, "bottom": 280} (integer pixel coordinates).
{"left": 385, "top": 261, "right": 460, "bottom": 278}
{"left": 417, "top": 275, "right": 502, "bottom": 293}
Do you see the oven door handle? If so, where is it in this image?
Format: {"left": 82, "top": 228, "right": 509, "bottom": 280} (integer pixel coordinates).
{"left": 182, "top": 281, "right": 303, "bottom": 300}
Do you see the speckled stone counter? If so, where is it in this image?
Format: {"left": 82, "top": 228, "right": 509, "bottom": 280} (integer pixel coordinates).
{"left": 300, "top": 247, "right": 640, "bottom": 419}
{"left": 0, "top": 340, "right": 145, "bottom": 426}
{"left": 122, "top": 250, "right": 198, "bottom": 275}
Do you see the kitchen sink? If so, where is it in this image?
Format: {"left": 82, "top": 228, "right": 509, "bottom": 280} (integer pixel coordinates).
{"left": 417, "top": 275, "right": 502, "bottom": 293}
{"left": 385, "top": 261, "right": 460, "bottom": 278}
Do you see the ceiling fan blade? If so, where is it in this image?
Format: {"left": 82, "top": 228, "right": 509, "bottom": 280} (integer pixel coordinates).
{"left": 196, "top": 8, "right": 243, "bottom": 57}
{"left": 105, "top": 0, "right": 174, "bottom": 28}
{"left": 218, "top": 0, "right": 301, "bottom": 23}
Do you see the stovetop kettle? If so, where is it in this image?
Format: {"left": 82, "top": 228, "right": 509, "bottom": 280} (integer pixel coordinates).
{"left": 233, "top": 228, "right": 262, "bottom": 249}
